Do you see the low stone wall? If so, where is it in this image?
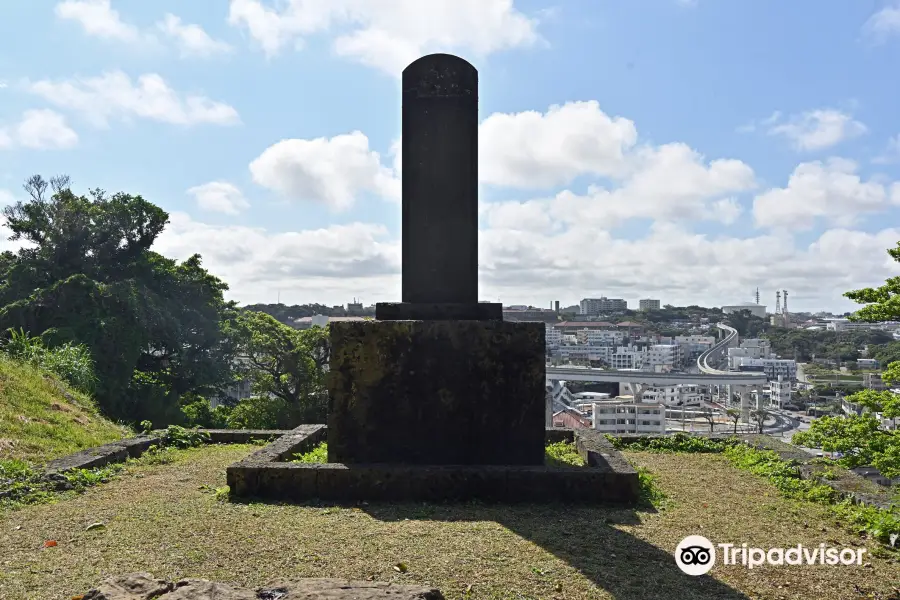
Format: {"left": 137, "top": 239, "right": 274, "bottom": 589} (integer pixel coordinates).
{"left": 42, "top": 428, "right": 295, "bottom": 475}
{"left": 44, "top": 436, "right": 161, "bottom": 475}
{"left": 226, "top": 426, "right": 640, "bottom": 504}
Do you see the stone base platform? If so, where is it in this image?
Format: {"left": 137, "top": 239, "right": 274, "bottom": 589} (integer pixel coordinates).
{"left": 226, "top": 426, "right": 640, "bottom": 505}
{"left": 327, "top": 319, "right": 546, "bottom": 466}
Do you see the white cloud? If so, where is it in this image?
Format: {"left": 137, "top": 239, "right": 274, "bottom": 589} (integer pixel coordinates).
{"left": 27, "top": 71, "right": 240, "bottom": 127}
{"left": 863, "top": 3, "right": 900, "bottom": 43}
{"left": 0, "top": 109, "right": 79, "bottom": 150}
{"left": 753, "top": 158, "right": 896, "bottom": 230}
{"left": 544, "top": 142, "right": 755, "bottom": 228}
{"left": 187, "top": 182, "right": 250, "bottom": 215}
{"left": 143, "top": 206, "right": 900, "bottom": 311}
{"left": 55, "top": 0, "right": 141, "bottom": 42}
{"left": 157, "top": 14, "right": 232, "bottom": 58}
{"left": 767, "top": 109, "right": 867, "bottom": 151}
{"left": 710, "top": 197, "right": 743, "bottom": 225}
{"left": 153, "top": 212, "right": 401, "bottom": 303}
{"left": 227, "top": 0, "right": 541, "bottom": 74}
{"left": 248, "top": 131, "right": 399, "bottom": 211}
{"left": 480, "top": 101, "right": 638, "bottom": 188}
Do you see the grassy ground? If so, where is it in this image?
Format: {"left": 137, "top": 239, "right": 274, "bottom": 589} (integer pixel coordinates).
{"left": 0, "top": 355, "right": 128, "bottom": 464}
{"left": 1, "top": 445, "right": 897, "bottom": 600}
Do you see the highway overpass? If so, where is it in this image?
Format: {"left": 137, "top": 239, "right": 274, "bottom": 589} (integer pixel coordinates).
{"left": 546, "top": 366, "right": 766, "bottom": 386}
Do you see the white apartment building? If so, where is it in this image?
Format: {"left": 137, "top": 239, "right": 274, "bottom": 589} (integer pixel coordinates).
{"left": 575, "top": 328, "right": 626, "bottom": 345}
{"left": 592, "top": 398, "right": 666, "bottom": 434}
{"left": 736, "top": 357, "right": 797, "bottom": 380}
{"left": 768, "top": 376, "right": 791, "bottom": 408}
{"left": 639, "top": 298, "right": 661, "bottom": 311}
{"left": 579, "top": 297, "right": 627, "bottom": 315}
{"left": 740, "top": 338, "right": 772, "bottom": 359}
{"left": 556, "top": 345, "right": 609, "bottom": 362}
{"left": 645, "top": 344, "right": 684, "bottom": 372}
{"left": 641, "top": 384, "right": 702, "bottom": 406}
{"left": 545, "top": 324, "right": 562, "bottom": 347}
{"left": 608, "top": 345, "right": 646, "bottom": 369}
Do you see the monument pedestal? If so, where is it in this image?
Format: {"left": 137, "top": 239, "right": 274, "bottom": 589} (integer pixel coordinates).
{"left": 327, "top": 319, "right": 546, "bottom": 466}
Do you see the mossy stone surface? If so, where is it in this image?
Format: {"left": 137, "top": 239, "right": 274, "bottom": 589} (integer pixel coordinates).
{"left": 327, "top": 320, "right": 546, "bottom": 465}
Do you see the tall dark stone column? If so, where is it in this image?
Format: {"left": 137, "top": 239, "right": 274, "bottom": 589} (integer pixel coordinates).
{"left": 376, "top": 54, "right": 499, "bottom": 322}
{"left": 329, "top": 54, "right": 545, "bottom": 466}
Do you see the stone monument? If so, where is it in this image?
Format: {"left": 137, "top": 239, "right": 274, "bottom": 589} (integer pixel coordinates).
{"left": 327, "top": 53, "right": 546, "bottom": 466}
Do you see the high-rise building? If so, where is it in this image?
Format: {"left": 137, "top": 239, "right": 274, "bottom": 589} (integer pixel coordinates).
{"left": 579, "top": 297, "right": 627, "bottom": 315}
{"left": 639, "top": 299, "right": 661, "bottom": 311}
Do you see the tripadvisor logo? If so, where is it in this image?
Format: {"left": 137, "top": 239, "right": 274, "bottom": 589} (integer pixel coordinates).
{"left": 675, "top": 535, "right": 867, "bottom": 575}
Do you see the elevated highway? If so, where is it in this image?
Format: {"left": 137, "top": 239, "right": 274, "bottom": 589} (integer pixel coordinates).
{"left": 698, "top": 323, "right": 740, "bottom": 374}
{"left": 546, "top": 366, "right": 766, "bottom": 386}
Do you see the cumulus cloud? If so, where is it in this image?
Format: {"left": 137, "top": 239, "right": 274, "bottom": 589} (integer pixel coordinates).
{"left": 187, "top": 182, "right": 249, "bottom": 215}
{"left": 862, "top": 3, "right": 900, "bottom": 43}
{"left": 55, "top": 0, "right": 141, "bottom": 42}
{"left": 153, "top": 212, "right": 401, "bottom": 304}
{"left": 248, "top": 131, "right": 399, "bottom": 211}
{"left": 0, "top": 109, "right": 79, "bottom": 150}
{"left": 766, "top": 109, "right": 867, "bottom": 151}
{"left": 26, "top": 71, "right": 240, "bottom": 127}
{"left": 480, "top": 101, "right": 638, "bottom": 188}
{"left": 227, "top": 0, "right": 541, "bottom": 74}
{"left": 157, "top": 14, "right": 232, "bottom": 57}
{"left": 56, "top": 1, "right": 230, "bottom": 59}
{"left": 753, "top": 158, "right": 897, "bottom": 230}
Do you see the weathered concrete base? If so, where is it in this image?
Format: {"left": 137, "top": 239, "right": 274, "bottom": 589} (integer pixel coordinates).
{"left": 226, "top": 427, "right": 640, "bottom": 504}
{"left": 375, "top": 302, "right": 502, "bottom": 320}
{"left": 328, "top": 319, "right": 546, "bottom": 465}
{"left": 82, "top": 572, "right": 444, "bottom": 600}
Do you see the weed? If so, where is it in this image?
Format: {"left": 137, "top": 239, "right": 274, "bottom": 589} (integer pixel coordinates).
{"left": 544, "top": 441, "right": 586, "bottom": 467}
{"left": 608, "top": 432, "right": 738, "bottom": 453}
{"left": 635, "top": 467, "right": 669, "bottom": 510}
{"left": 289, "top": 442, "right": 328, "bottom": 464}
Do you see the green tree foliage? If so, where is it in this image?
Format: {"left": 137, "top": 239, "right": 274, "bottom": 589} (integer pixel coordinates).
{"left": 845, "top": 389, "right": 900, "bottom": 419}
{"left": 245, "top": 302, "right": 374, "bottom": 326}
{"left": 232, "top": 311, "right": 330, "bottom": 425}
{"left": 792, "top": 415, "right": 899, "bottom": 478}
{"left": 226, "top": 395, "right": 291, "bottom": 429}
{"left": 724, "top": 309, "right": 769, "bottom": 338}
{"left": 763, "top": 328, "right": 890, "bottom": 362}
{"left": 0, "top": 176, "right": 238, "bottom": 425}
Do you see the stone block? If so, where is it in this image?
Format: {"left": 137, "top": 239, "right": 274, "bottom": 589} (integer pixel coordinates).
{"left": 327, "top": 320, "right": 546, "bottom": 466}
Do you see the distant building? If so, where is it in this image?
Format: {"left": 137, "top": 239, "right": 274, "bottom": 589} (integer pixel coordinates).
{"left": 638, "top": 299, "right": 661, "bottom": 311}
{"left": 863, "top": 372, "right": 887, "bottom": 391}
{"left": 722, "top": 304, "right": 767, "bottom": 319}
{"left": 856, "top": 358, "right": 880, "bottom": 369}
{"left": 769, "top": 376, "right": 791, "bottom": 408}
{"left": 735, "top": 357, "right": 797, "bottom": 380}
{"left": 592, "top": 398, "right": 666, "bottom": 434}
{"left": 579, "top": 297, "right": 627, "bottom": 315}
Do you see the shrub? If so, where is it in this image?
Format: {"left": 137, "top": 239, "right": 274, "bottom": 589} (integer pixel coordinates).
{"left": 544, "top": 441, "right": 585, "bottom": 466}
{"left": 180, "top": 394, "right": 231, "bottom": 428}
{"left": 226, "top": 395, "right": 290, "bottom": 430}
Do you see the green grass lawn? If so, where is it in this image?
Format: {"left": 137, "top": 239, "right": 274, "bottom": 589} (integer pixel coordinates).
{"left": 0, "top": 355, "right": 129, "bottom": 464}
{"left": 1, "top": 444, "right": 897, "bottom": 600}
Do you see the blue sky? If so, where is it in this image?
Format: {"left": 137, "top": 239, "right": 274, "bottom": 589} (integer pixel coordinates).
{"left": 2, "top": 0, "right": 900, "bottom": 313}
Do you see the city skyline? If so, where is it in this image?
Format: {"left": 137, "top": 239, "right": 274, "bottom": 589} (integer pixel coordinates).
{"left": 2, "top": 2, "right": 900, "bottom": 313}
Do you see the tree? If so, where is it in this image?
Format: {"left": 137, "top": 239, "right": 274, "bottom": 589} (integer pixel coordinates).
{"left": 232, "top": 311, "right": 330, "bottom": 425}
{"left": 725, "top": 408, "right": 743, "bottom": 434}
{"left": 750, "top": 408, "right": 769, "bottom": 433}
{"left": 793, "top": 414, "right": 899, "bottom": 478}
{"left": 699, "top": 407, "right": 716, "bottom": 432}
{"left": 845, "top": 389, "right": 900, "bottom": 420}
{"left": 0, "top": 176, "right": 238, "bottom": 424}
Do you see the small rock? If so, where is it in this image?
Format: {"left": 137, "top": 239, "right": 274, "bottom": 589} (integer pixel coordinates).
{"left": 86, "top": 522, "right": 106, "bottom": 532}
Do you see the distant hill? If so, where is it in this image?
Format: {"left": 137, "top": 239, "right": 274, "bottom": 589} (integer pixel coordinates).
{"left": 0, "top": 355, "right": 129, "bottom": 464}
